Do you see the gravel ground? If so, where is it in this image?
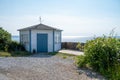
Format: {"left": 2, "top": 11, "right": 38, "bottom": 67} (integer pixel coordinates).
{"left": 0, "top": 53, "right": 105, "bottom": 80}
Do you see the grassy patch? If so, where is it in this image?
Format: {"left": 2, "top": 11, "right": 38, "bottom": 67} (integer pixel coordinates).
{"left": 62, "top": 56, "right": 67, "bottom": 59}
{"left": 49, "top": 52, "right": 77, "bottom": 59}
{"left": 11, "top": 51, "right": 31, "bottom": 57}
{"left": 0, "top": 51, "right": 31, "bottom": 57}
{"left": 49, "top": 52, "right": 58, "bottom": 55}
{"left": 75, "top": 55, "right": 91, "bottom": 68}
{"left": 0, "top": 51, "right": 11, "bottom": 57}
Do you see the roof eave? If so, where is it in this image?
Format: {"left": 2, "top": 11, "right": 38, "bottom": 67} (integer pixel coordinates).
{"left": 17, "top": 29, "right": 30, "bottom": 31}
{"left": 18, "top": 28, "right": 63, "bottom": 31}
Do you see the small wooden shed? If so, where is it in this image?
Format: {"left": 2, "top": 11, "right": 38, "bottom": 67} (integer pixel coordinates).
{"left": 18, "top": 23, "right": 62, "bottom": 53}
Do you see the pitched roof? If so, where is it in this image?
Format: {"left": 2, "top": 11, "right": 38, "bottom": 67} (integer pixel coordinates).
{"left": 18, "top": 23, "right": 62, "bottom": 31}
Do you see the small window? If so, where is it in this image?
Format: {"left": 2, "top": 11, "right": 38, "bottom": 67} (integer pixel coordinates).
{"left": 55, "top": 33, "right": 60, "bottom": 44}
{"left": 20, "top": 34, "right": 29, "bottom": 44}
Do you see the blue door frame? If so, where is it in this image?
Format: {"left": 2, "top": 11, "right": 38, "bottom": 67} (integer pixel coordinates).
{"left": 37, "top": 33, "right": 48, "bottom": 52}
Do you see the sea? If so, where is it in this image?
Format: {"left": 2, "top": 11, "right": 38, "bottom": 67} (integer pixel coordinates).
{"left": 12, "top": 36, "right": 120, "bottom": 43}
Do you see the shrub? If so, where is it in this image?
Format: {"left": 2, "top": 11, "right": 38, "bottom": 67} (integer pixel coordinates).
{"left": 8, "top": 41, "right": 25, "bottom": 52}
{"left": 76, "top": 42, "right": 84, "bottom": 51}
{"left": 0, "top": 27, "right": 11, "bottom": 51}
{"left": 84, "top": 37, "right": 120, "bottom": 71}
{"left": 75, "top": 55, "right": 87, "bottom": 67}
{"left": 76, "top": 36, "right": 120, "bottom": 79}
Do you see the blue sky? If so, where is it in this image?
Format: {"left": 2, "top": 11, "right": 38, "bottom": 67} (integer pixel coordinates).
{"left": 0, "top": 0, "right": 120, "bottom": 36}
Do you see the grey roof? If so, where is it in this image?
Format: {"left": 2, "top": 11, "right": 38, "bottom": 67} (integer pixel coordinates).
{"left": 18, "top": 23, "right": 62, "bottom": 31}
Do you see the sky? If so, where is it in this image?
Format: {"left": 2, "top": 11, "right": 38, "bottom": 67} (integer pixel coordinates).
{"left": 0, "top": 0, "right": 120, "bottom": 36}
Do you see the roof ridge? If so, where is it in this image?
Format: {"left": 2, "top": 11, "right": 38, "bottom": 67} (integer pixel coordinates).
{"left": 40, "top": 23, "right": 61, "bottom": 30}
{"left": 18, "top": 23, "right": 62, "bottom": 31}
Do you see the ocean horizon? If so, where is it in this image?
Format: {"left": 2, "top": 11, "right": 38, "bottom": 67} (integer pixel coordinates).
{"left": 12, "top": 35, "right": 120, "bottom": 43}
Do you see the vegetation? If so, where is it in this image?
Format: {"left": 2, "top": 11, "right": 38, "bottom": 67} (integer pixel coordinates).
{"left": 0, "top": 51, "right": 11, "bottom": 57}
{"left": 76, "top": 42, "right": 84, "bottom": 51}
{"left": 0, "top": 51, "right": 31, "bottom": 57}
{"left": 76, "top": 35, "right": 120, "bottom": 79}
{"left": 75, "top": 55, "right": 87, "bottom": 67}
{"left": 8, "top": 41, "right": 25, "bottom": 52}
{"left": 49, "top": 52, "right": 76, "bottom": 59}
{"left": 0, "top": 27, "right": 11, "bottom": 51}
{"left": 0, "top": 27, "right": 29, "bottom": 57}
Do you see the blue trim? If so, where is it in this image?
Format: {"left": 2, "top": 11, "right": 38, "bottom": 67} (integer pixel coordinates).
{"left": 53, "top": 30, "right": 55, "bottom": 52}
{"left": 29, "top": 30, "right": 31, "bottom": 52}
{"left": 60, "top": 31, "right": 62, "bottom": 49}
{"left": 19, "top": 31, "right": 21, "bottom": 43}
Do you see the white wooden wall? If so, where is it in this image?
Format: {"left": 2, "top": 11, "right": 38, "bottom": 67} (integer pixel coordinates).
{"left": 31, "top": 30, "right": 53, "bottom": 52}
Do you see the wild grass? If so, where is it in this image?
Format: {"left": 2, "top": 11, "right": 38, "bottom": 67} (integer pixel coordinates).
{"left": 0, "top": 51, "right": 31, "bottom": 57}
{"left": 0, "top": 51, "right": 11, "bottom": 57}
{"left": 49, "top": 52, "right": 77, "bottom": 59}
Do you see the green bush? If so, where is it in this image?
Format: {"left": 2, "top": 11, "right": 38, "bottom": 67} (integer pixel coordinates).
{"left": 0, "top": 28, "right": 25, "bottom": 52}
{"left": 0, "top": 28, "right": 29, "bottom": 57}
{"left": 84, "top": 37, "right": 120, "bottom": 71}
{"left": 8, "top": 41, "right": 25, "bottom": 52}
{"left": 76, "top": 42, "right": 84, "bottom": 51}
{"left": 0, "top": 27, "right": 11, "bottom": 51}
{"left": 75, "top": 55, "right": 87, "bottom": 67}
{"left": 76, "top": 36, "right": 120, "bottom": 79}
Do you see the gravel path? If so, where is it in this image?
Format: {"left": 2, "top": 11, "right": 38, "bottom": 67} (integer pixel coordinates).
{"left": 0, "top": 54, "right": 105, "bottom": 80}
